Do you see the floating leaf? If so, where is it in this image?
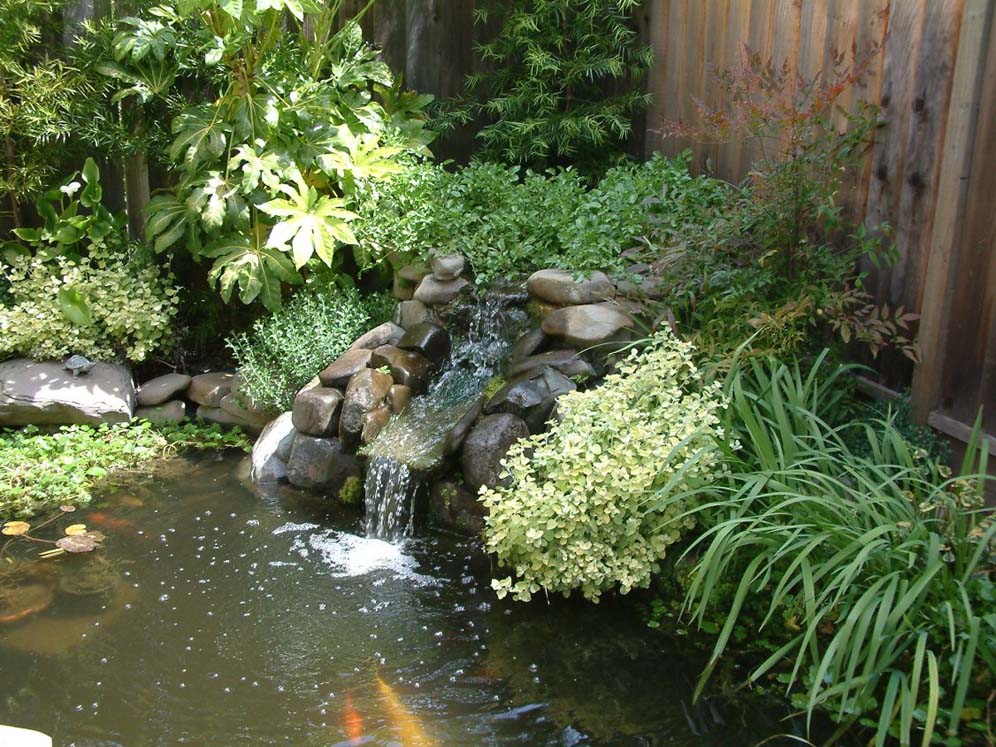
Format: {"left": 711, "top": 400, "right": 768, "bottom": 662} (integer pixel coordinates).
{"left": 56, "top": 535, "right": 98, "bottom": 553}
{"left": 85, "top": 531, "right": 107, "bottom": 543}
{"left": 2, "top": 521, "right": 31, "bottom": 536}
{"left": 64, "top": 524, "right": 88, "bottom": 536}
{"left": 60, "top": 505, "right": 77, "bottom": 513}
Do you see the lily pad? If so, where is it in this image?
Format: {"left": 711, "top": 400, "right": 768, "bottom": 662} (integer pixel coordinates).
{"left": 64, "top": 524, "right": 88, "bottom": 536}
{"left": 56, "top": 535, "right": 98, "bottom": 553}
{"left": 2, "top": 521, "right": 31, "bottom": 536}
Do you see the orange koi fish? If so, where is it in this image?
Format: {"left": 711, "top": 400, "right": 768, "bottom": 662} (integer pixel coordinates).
{"left": 86, "top": 512, "right": 138, "bottom": 533}
{"left": 343, "top": 693, "right": 364, "bottom": 745}
{"left": 375, "top": 675, "right": 436, "bottom": 747}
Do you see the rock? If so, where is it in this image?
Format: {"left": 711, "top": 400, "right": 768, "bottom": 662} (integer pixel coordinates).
{"left": 292, "top": 387, "right": 344, "bottom": 437}
{"left": 137, "top": 373, "right": 191, "bottom": 406}
{"left": 393, "top": 273, "right": 415, "bottom": 301}
{"left": 318, "top": 348, "right": 372, "bottom": 387}
{"left": 485, "top": 366, "right": 576, "bottom": 433}
{"left": 430, "top": 254, "right": 466, "bottom": 281}
{"left": 0, "top": 725, "right": 52, "bottom": 747}
{"left": 251, "top": 411, "right": 294, "bottom": 483}
{"left": 397, "top": 262, "right": 430, "bottom": 283}
{"left": 135, "top": 400, "right": 187, "bottom": 424}
{"left": 0, "top": 359, "right": 135, "bottom": 426}
{"left": 506, "top": 349, "right": 595, "bottom": 380}
{"left": 541, "top": 302, "right": 635, "bottom": 348}
{"left": 346, "top": 322, "right": 405, "bottom": 353}
{"left": 413, "top": 275, "right": 470, "bottom": 305}
{"left": 509, "top": 328, "right": 547, "bottom": 362}
{"left": 361, "top": 406, "right": 391, "bottom": 444}
{"left": 443, "top": 395, "right": 486, "bottom": 456}
{"left": 394, "top": 299, "right": 436, "bottom": 330}
{"left": 397, "top": 322, "right": 451, "bottom": 367}
{"left": 616, "top": 275, "right": 666, "bottom": 300}
{"left": 195, "top": 404, "right": 266, "bottom": 432}
{"left": 387, "top": 385, "right": 412, "bottom": 414}
{"left": 187, "top": 372, "right": 235, "bottom": 407}
{"left": 461, "top": 414, "right": 530, "bottom": 492}
{"left": 339, "top": 369, "right": 393, "bottom": 450}
{"left": 286, "top": 434, "right": 360, "bottom": 491}
{"left": 369, "top": 345, "right": 431, "bottom": 393}
{"left": 429, "top": 479, "right": 487, "bottom": 534}
{"left": 526, "top": 269, "right": 615, "bottom": 305}
{"left": 220, "top": 393, "right": 273, "bottom": 430}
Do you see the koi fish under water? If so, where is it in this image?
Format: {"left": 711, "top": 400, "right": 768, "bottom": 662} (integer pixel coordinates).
{"left": 343, "top": 693, "right": 363, "bottom": 745}
{"left": 375, "top": 674, "right": 437, "bottom": 747}
{"left": 85, "top": 512, "right": 139, "bottom": 533}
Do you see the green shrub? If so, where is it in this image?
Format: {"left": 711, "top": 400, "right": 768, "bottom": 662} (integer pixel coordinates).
{"left": 660, "top": 353, "right": 995, "bottom": 745}
{"left": 481, "top": 330, "right": 727, "bottom": 602}
{"left": 227, "top": 281, "right": 375, "bottom": 412}
{"left": 0, "top": 421, "right": 251, "bottom": 519}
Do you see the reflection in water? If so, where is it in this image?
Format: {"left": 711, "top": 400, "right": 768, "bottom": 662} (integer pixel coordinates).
{"left": 0, "top": 455, "right": 844, "bottom": 747}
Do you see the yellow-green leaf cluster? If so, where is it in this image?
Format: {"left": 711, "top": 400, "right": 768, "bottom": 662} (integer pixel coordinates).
{"left": 481, "top": 329, "right": 727, "bottom": 602}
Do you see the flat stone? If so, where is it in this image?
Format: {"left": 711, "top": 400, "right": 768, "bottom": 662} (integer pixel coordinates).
{"left": 430, "top": 254, "right": 466, "bottom": 281}
{"left": 250, "top": 411, "right": 294, "bottom": 483}
{"left": 0, "top": 725, "right": 52, "bottom": 747}
{"left": 361, "top": 406, "right": 392, "bottom": 444}
{"left": 541, "top": 302, "right": 635, "bottom": 348}
{"left": 397, "top": 322, "right": 451, "bottom": 367}
{"left": 134, "top": 400, "right": 187, "bottom": 424}
{"left": 136, "top": 373, "right": 191, "bottom": 406}
{"left": 509, "top": 328, "right": 547, "bottom": 362}
{"left": 413, "top": 275, "right": 470, "bottom": 305}
{"left": 370, "top": 345, "right": 431, "bottom": 393}
{"left": 461, "top": 414, "right": 530, "bottom": 492}
{"left": 526, "top": 269, "right": 615, "bottom": 305}
{"left": 339, "top": 369, "right": 393, "bottom": 450}
{"left": 397, "top": 262, "right": 430, "bottom": 283}
{"left": 506, "top": 349, "right": 595, "bottom": 380}
{"left": 195, "top": 404, "right": 266, "bottom": 432}
{"left": 485, "top": 366, "right": 576, "bottom": 433}
{"left": 187, "top": 372, "right": 235, "bottom": 407}
{"left": 394, "top": 299, "right": 437, "bottom": 330}
{"left": 318, "top": 348, "right": 372, "bottom": 387}
{"left": 0, "top": 359, "right": 135, "bottom": 426}
{"left": 220, "top": 393, "right": 273, "bottom": 429}
{"left": 387, "top": 385, "right": 412, "bottom": 414}
{"left": 286, "top": 434, "right": 360, "bottom": 491}
{"left": 443, "top": 395, "right": 486, "bottom": 456}
{"left": 346, "top": 322, "right": 405, "bottom": 353}
{"left": 292, "top": 387, "right": 344, "bottom": 437}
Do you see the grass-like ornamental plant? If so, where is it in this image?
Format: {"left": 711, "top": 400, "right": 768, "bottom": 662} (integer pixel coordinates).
{"left": 662, "top": 353, "right": 995, "bottom": 746}
{"left": 481, "top": 330, "right": 728, "bottom": 602}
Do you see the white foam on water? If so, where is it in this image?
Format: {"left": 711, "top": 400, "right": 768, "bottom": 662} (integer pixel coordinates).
{"left": 273, "top": 522, "right": 320, "bottom": 535}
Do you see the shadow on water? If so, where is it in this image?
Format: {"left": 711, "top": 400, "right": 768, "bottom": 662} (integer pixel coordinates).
{"left": 0, "top": 455, "right": 848, "bottom": 747}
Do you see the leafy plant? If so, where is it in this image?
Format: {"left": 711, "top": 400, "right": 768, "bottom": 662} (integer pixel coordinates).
{"left": 104, "top": 0, "right": 433, "bottom": 309}
{"left": 482, "top": 329, "right": 727, "bottom": 602}
{"left": 226, "top": 279, "right": 375, "bottom": 411}
{"left": 449, "top": 0, "right": 652, "bottom": 170}
{"left": 659, "top": 353, "right": 994, "bottom": 745}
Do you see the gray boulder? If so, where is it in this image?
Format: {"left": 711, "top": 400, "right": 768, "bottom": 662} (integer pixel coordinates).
{"left": 413, "top": 275, "right": 470, "bottom": 305}
{"left": 318, "top": 348, "right": 372, "bottom": 388}
{"left": 461, "top": 413, "right": 530, "bottom": 492}
{"left": 485, "top": 366, "right": 576, "bottom": 433}
{"left": 292, "top": 387, "right": 343, "bottom": 437}
{"left": 0, "top": 359, "right": 135, "bottom": 426}
{"left": 509, "top": 328, "right": 547, "bottom": 362}
{"left": 397, "top": 322, "right": 451, "bottom": 367}
{"left": 347, "top": 322, "right": 405, "bottom": 352}
{"left": 430, "top": 479, "right": 488, "bottom": 534}
{"left": 397, "top": 262, "right": 430, "bottom": 283}
{"left": 394, "top": 299, "right": 437, "bottom": 330}
{"left": 339, "top": 368, "right": 393, "bottom": 450}
{"left": 251, "top": 411, "right": 295, "bottom": 483}
{"left": 443, "top": 395, "right": 486, "bottom": 456}
{"left": 219, "top": 393, "right": 273, "bottom": 430}
{"left": 506, "top": 349, "right": 595, "bottom": 380}
{"left": 286, "top": 434, "right": 360, "bottom": 491}
{"left": 369, "top": 345, "right": 431, "bottom": 393}
{"left": 135, "top": 400, "right": 187, "bottom": 424}
{"left": 527, "top": 269, "right": 615, "bottom": 305}
{"left": 137, "top": 373, "right": 191, "bottom": 406}
{"left": 541, "top": 302, "right": 635, "bottom": 348}
{"left": 187, "top": 372, "right": 234, "bottom": 407}
{"left": 430, "top": 254, "right": 466, "bottom": 281}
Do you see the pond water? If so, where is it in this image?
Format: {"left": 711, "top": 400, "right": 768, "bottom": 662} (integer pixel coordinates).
{"left": 1, "top": 454, "right": 825, "bottom": 747}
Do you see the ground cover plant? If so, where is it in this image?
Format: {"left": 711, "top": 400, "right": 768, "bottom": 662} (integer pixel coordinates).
{"left": 0, "top": 421, "right": 251, "bottom": 519}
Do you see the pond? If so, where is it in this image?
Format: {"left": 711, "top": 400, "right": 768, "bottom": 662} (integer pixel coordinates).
{"left": 1, "top": 454, "right": 825, "bottom": 747}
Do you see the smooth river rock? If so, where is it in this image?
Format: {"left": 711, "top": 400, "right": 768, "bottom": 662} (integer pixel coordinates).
{"left": 485, "top": 366, "right": 576, "bottom": 433}
{"left": 540, "top": 302, "right": 635, "bottom": 348}
{"left": 134, "top": 400, "right": 187, "bottom": 424}
{"left": 430, "top": 254, "right": 466, "bottom": 281}
{"left": 397, "top": 322, "right": 451, "bottom": 367}
{"left": 346, "top": 322, "right": 405, "bottom": 353}
{"left": 387, "top": 384, "right": 412, "bottom": 414}
{"left": 0, "top": 359, "right": 135, "bottom": 426}
{"left": 506, "top": 349, "right": 595, "bottom": 380}
{"left": 251, "top": 411, "right": 294, "bottom": 483}
{"left": 286, "top": 434, "right": 360, "bottom": 491}
{"left": 369, "top": 345, "right": 431, "bottom": 393}
{"left": 526, "top": 269, "right": 615, "bottom": 305}
{"left": 136, "top": 373, "right": 191, "bottom": 406}
{"left": 187, "top": 372, "right": 234, "bottom": 407}
{"left": 394, "top": 299, "right": 437, "bottom": 330}
{"left": 339, "top": 369, "right": 393, "bottom": 450}
{"left": 508, "top": 328, "right": 547, "bottom": 362}
{"left": 292, "top": 387, "right": 343, "bottom": 437}
{"left": 461, "top": 413, "right": 530, "bottom": 492}
{"left": 318, "top": 348, "right": 372, "bottom": 388}
{"left": 413, "top": 275, "right": 470, "bottom": 305}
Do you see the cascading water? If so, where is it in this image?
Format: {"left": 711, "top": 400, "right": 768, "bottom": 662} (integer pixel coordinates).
{"left": 363, "top": 292, "right": 525, "bottom": 539}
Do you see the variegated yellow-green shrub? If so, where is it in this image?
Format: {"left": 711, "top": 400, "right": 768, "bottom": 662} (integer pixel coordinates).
{"left": 481, "top": 330, "right": 727, "bottom": 602}
{"left": 0, "top": 245, "right": 179, "bottom": 362}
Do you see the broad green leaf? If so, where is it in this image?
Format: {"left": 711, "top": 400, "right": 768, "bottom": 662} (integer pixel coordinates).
{"left": 169, "top": 107, "right": 230, "bottom": 168}
{"left": 57, "top": 288, "right": 94, "bottom": 327}
{"left": 145, "top": 195, "right": 190, "bottom": 253}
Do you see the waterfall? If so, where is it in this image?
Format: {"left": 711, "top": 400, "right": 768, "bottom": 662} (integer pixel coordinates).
{"left": 362, "top": 292, "right": 525, "bottom": 539}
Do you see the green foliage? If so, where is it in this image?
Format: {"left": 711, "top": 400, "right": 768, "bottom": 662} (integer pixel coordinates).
{"left": 482, "top": 330, "right": 727, "bottom": 602}
{"left": 337, "top": 475, "right": 362, "bottom": 505}
{"left": 226, "top": 280, "right": 375, "bottom": 412}
{"left": 451, "top": 0, "right": 652, "bottom": 169}
{"left": 659, "top": 353, "right": 994, "bottom": 745}
{"left": 0, "top": 420, "right": 251, "bottom": 519}
{"left": 355, "top": 153, "right": 727, "bottom": 284}
{"left": 104, "top": 0, "right": 434, "bottom": 310}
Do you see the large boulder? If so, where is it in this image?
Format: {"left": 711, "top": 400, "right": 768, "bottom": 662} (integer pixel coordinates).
{"left": 251, "top": 411, "right": 295, "bottom": 483}
{"left": 219, "top": 393, "right": 273, "bottom": 431}
{"left": 318, "top": 348, "right": 372, "bottom": 388}
{"left": 461, "top": 413, "right": 530, "bottom": 492}
{"left": 430, "top": 254, "right": 466, "bottom": 281}
{"left": 136, "top": 373, "right": 191, "bottom": 406}
{"left": 526, "top": 269, "right": 615, "bottom": 305}
{"left": 0, "top": 359, "right": 135, "bottom": 426}
{"left": 134, "top": 400, "right": 187, "bottom": 424}
{"left": 187, "top": 372, "right": 235, "bottom": 407}
{"left": 397, "top": 322, "right": 451, "bottom": 367}
{"left": 286, "top": 434, "right": 360, "bottom": 490}
{"left": 338, "top": 368, "right": 393, "bottom": 450}
{"left": 369, "top": 345, "right": 431, "bottom": 393}
{"left": 347, "top": 322, "right": 405, "bottom": 353}
{"left": 413, "top": 275, "right": 470, "bottom": 305}
{"left": 485, "top": 366, "right": 576, "bottom": 433}
{"left": 443, "top": 395, "right": 486, "bottom": 456}
{"left": 508, "top": 328, "right": 547, "bottom": 362}
{"left": 541, "top": 302, "right": 635, "bottom": 348}
{"left": 394, "top": 299, "right": 437, "bottom": 330}
{"left": 292, "top": 387, "right": 343, "bottom": 437}
{"left": 506, "top": 349, "right": 595, "bottom": 380}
